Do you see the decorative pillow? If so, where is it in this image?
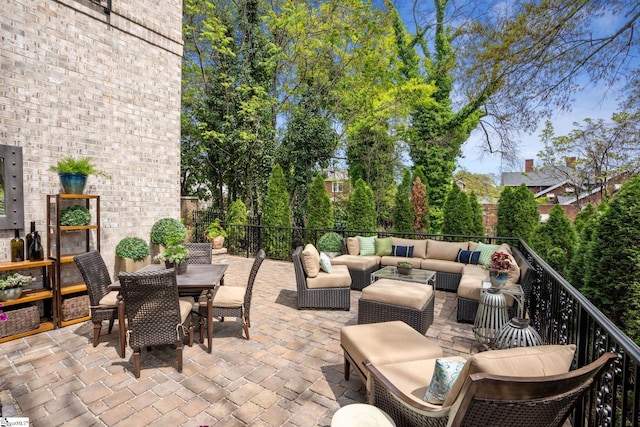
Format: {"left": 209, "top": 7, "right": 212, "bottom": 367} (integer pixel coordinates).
{"left": 391, "top": 245, "right": 414, "bottom": 257}
{"left": 475, "top": 242, "right": 501, "bottom": 266}
{"left": 424, "top": 358, "right": 466, "bottom": 405}
{"left": 319, "top": 252, "right": 332, "bottom": 274}
{"left": 456, "top": 249, "right": 481, "bottom": 265}
{"left": 301, "top": 244, "right": 320, "bottom": 278}
{"left": 346, "top": 237, "right": 360, "bottom": 255}
{"left": 358, "top": 236, "right": 376, "bottom": 256}
{"left": 374, "top": 237, "right": 393, "bottom": 256}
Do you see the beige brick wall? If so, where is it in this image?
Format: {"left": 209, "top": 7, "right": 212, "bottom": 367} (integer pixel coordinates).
{"left": 1, "top": 0, "right": 183, "bottom": 276}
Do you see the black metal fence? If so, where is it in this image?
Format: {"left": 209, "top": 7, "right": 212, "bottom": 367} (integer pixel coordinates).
{"left": 191, "top": 214, "right": 638, "bottom": 426}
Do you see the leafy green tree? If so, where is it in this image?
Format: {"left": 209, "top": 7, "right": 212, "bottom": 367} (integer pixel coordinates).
{"left": 531, "top": 204, "right": 577, "bottom": 277}
{"left": 583, "top": 176, "right": 640, "bottom": 345}
{"left": 496, "top": 184, "right": 539, "bottom": 242}
{"left": 347, "top": 178, "right": 376, "bottom": 235}
{"left": 442, "top": 185, "right": 472, "bottom": 237}
{"left": 225, "top": 199, "right": 248, "bottom": 252}
{"left": 262, "top": 164, "right": 292, "bottom": 258}
{"left": 412, "top": 166, "right": 430, "bottom": 231}
{"left": 569, "top": 202, "right": 606, "bottom": 290}
{"left": 393, "top": 169, "right": 414, "bottom": 234}
{"left": 455, "top": 171, "right": 500, "bottom": 202}
{"left": 468, "top": 192, "right": 485, "bottom": 237}
{"left": 307, "top": 174, "right": 334, "bottom": 234}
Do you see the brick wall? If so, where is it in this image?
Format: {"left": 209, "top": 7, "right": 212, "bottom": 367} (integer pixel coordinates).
{"left": 1, "top": 0, "right": 183, "bottom": 275}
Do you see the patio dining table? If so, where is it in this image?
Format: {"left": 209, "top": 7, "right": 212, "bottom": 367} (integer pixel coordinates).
{"left": 110, "top": 263, "right": 228, "bottom": 357}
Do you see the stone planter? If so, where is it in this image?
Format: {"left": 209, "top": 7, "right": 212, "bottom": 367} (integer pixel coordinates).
{"left": 58, "top": 173, "right": 88, "bottom": 194}
{"left": 165, "top": 261, "right": 188, "bottom": 275}
{"left": 115, "top": 256, "right": 151, "bottom": 275}
{"left": 210, "top": 236, "right": 225, "bottom": 249}
{"left": 0, "top": 287, "right": 23, "bottom": 301}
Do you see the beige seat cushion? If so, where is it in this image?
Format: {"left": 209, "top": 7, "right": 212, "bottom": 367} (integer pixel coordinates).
{"left": 443, "top": 344, "right": 577, "bottom": 407}
{"left": 380, "top": 256, "right": 422, "bottom": 268}
{"left": 362, "top": 279, "right": 433, "bottom": 310}
{"left": 301, "top": 243, "right": 320, "bottom": 278}
{"left": 213, "top": 286, "right": 245, "bottom": 307}
{"left": 98, "top": 290, "right": 119, "bottom": 308}
{"left": 306, "top": 264, "right": 351, "bottom": 289}
{"left": 341, "top": 321, "right": 443, "bottom": 382}
{"left": 331, "top": 255, "right": 380, "bottom": 270}
{"left": 421, "top": 259, "right": 464, "bottom": 274}
{"left": 426, "top": 240, "right": 469, "bottom": 261}
{"left": 457, "top": 275, "right": 514, "bottom": 306}
{"left": 390, "top": 238, "right": 427, "bottom": 259}
{"left": 178, "top": 299, "right": 194, "bottom": 323}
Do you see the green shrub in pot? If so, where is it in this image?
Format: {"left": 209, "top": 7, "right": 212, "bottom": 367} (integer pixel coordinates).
{"left": 60, "top": 205, "right": 91, "bottom": 226}
{"left": 150, "top": 218, "right": 187, "bottom": 246}
{"left": 115, "top": 237, "right": 151, "bottom": 261}
{"left": 317, "top": 232, "right": 343, "bottom": 253}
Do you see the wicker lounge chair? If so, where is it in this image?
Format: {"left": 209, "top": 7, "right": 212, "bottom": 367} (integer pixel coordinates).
{"left": 195, "top": 249, "right": 265, "bottom": 340}
{"left": 74, "top": 251, "right": 119, "bottom": 347}
{"left": 367, "top": 351, "right": 617, "bottom": 427}
{"left": 292, "top": 246, "right": 351, "bottom": 310}
{"left": 118, "top": 268, "right": 194, "bottom": 378}
{"left": 184, "top": 242, "right": 212, "bottom": 264}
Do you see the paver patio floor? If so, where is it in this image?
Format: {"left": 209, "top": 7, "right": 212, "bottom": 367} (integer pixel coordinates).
{"left": 0, "top": 254, "right": 479, "bottom": 426}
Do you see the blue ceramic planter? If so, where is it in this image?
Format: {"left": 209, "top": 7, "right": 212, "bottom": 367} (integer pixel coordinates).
{"left": 58, "top": 173, "right": 87, "bottom": 194}
{"left": 489, "top": 269, "right": 509, "bottom": 288}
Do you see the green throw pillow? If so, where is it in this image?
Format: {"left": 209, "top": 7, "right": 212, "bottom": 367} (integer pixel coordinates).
{"left": 357, "top": 236, "right": 376, "bottom": 256}
{"left": 374, "top": 237, "right": 393, "bottom": 256}
{"left": 475, "top": 242, "right": 501, "bottom": 266}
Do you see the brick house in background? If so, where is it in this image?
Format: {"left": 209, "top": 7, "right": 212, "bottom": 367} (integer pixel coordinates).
{"left": 323, "top": 169, "right": 350, "bottom": 202}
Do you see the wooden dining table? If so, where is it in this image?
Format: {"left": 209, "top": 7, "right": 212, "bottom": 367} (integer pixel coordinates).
{"left": 110, "top": 263, "right": 228, "bottom": 357}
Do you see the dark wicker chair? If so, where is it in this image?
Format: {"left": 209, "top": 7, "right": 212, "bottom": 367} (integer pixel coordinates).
{"left": 184, "top": 243, "right": 212, "bottom": 264}
{"left": 74, "top": 251, "right": 119, "bottom": 347}
{"left": 292, "top": 246, "right": 351, "bottom": 310}
{"left": 367, "top": 352, "right": 617, "bottom": 427}
{"left": 118, "top": 268, "right": 193, "bottom": 378}
{"left": 196, "top": 249, "right": 266, "bottom": 341}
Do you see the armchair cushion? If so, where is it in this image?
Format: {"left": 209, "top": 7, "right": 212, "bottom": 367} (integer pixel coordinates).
{"left": 306, "top": 264, "right": 351, "bottom": 289}
{"left": 374, "top": 237, "right": 393, "bottom": 256}
{"left": 475, "top": 242, "right": 501, "bottom": 266}
{"left": 426, "top": 239, "right": 469, "bottom": 261}
{"left": 301, "top": 244, "right": 320, "bottom": 278}
{"left": 98, "top": 290, "right": 119, "bottom": 308}
{"left": 358, "top": 236, "right": 376, "bottom": 256}
{"left": 346, "top": 237, "right": 360, "bottom": 255}
{"left": 391, "top": 237, "right": 427, "bottom": 259}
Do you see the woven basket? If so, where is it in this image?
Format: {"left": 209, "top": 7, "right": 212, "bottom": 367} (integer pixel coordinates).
{"left": 62, "top": 295, "right": 90, "bottom": 321}
{"left": 0, "top": 305, "right": 40, "bottom": 338}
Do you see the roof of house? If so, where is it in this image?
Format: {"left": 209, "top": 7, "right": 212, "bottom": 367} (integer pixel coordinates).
{"left": 501, "top": 167, "right": 572, "bottom": 187}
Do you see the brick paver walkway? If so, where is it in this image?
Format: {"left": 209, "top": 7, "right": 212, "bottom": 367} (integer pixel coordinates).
{"left": 0, "top": 255, "right": 478, "bottom": 426}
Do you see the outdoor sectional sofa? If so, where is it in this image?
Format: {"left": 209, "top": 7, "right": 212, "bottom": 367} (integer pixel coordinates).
{"left": 330, "top": 236, "right": 535, "bottom": 322}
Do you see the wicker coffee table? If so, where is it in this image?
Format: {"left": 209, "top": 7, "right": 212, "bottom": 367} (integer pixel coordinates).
{"left": 371, "top": 266, "right": 436, "bottom": 287}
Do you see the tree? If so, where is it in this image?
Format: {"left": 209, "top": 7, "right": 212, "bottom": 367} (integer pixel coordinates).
{"left": 442, "top": 185, "right": 472, "bottom": 236}
{"left": 307, "top": 174, "right": 334, "bottom": 232}
{"left": 225, "top": 199, "right": 248, "bottom": 252}
{"left": 569, "top": 203, "right": 605, "bottom": 290}
{"left": 455, "top": 171, "right": 500, "bottom": 202}
{"left": 468, "top": 192, "right": 485, "bottom": 237}
{"left": 393, "top": 169, "right": 414, "bottom": 234}
{"left": 411, "top": 177, "right": 428, "bottom": 233}
{"left": 582, "top": 176, "right": 640, "bottom": 345}
{"left": 531, "top": 204, "right": 577, "bottom": 277}
{"left": 496, "top": 184, "right": 539, "bottom": 243}
{"left": 262, "top": 164, "right": 291, "bottom": 258}
{"left": 347, "top": 178, "right": 376, "bottom": 235}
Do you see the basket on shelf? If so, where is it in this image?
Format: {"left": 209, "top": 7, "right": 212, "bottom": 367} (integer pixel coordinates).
{"left": 0, "top": 305, "right": 40, "bottom": 338}
{"left": 61, "top": 295, "right": 90, "bottom": 321}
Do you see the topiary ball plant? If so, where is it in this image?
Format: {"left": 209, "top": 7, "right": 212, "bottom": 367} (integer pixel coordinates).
{"left": 60, "top": 205, "right": 91, "bottom": 226}
{"left": 317, "top": 232, "right": 343, "bottom": 253}
{"left": 150, "top": 218, "right": 186, "bottom": 246}
{"left": 115, "top": 237, "right": 150, "bottom": 261}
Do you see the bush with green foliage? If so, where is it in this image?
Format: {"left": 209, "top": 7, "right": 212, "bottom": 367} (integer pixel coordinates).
{"left": 225, "top": 199, "right": 247, "bottom": 252}
{"left": 307, "top": 174, "right": 334, "bottom": 232}
{"left": 347, "top": 178, "right": 376, "bottom": 235}
{"left": 115, "top": 237, "right": 150, "bottom": 261}
{"left": 569, "top": 203, "right": 605, "bottom": 289}
{"left": 205, "top": 218, "right": 227, "bottom": 240}
{"left": 317, "top": 232, "right": 343, "bottom": 253}
{"left": 468, "top": 192, "right": 485, "bottom": 236}
{"left": 262, "top": 164, "right": 292, "bottom": 258}
{"left": 60, "top": 205, "right": 91, "bottom": 226}
{"left": 583, "top": 176, "right": 640, "bottom": 345}
{"left": 531, "top": 204, "right": 576, "bottom": 277}
{"left": 153, "top": 230, "right": 188, "bottom": 264}
{"left": 393, "top": 169, "right": 413, "bottom": 234}
{"left": 442, "top": 184, "right": 472, "bottom": 237}
{"left": 496, "top": 184, "right": 539, "bottom": 242}
{"left": 50, "top": 156, "right": 111, "bottom": 178}
{"left": 150, "top": 218, "right": 187, "bottom": 245}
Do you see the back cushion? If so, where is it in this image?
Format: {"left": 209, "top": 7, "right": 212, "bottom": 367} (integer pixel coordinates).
{"left": 443, "top": 344, "right": 576, "bottom": 407}
{"left": 426, "top": 239, "right": 469, "bottom": 261}
{"left": 301, "top": 244, "right": 320, "bottom": 278}
{"left": 391, "top": 237, "right": 427, "bottom": 259}
{"left": 346, "top": 237, "right": 360, "bottom": 255}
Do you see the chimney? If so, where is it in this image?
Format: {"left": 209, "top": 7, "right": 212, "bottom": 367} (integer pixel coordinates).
{"left": 525, "top": 159, "right": 534, "bottom": 172}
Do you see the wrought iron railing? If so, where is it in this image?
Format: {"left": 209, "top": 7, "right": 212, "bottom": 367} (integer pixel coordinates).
{"left": 191, "top": 218, "right": 638, "bottom": 426}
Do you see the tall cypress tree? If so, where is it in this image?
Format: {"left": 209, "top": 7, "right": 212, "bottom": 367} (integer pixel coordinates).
{"left": 496, "top": 184, "right": 539, "bottom": 242}
{"left": 262, "top": 164, "right": 291, "bottom": 258}
{"left": 393, "top": 169, "right": 414, "bottom": 233}
{"left": 531, "top": 204, "right": 577, "bottom": 277}
{"left": 442, "top": 184, "right": 472, "bottom": 237}
{"left": 347, "top": 178, "right": 376, "bottom": 235}
{"left": 468, "top": 192, "right": 485, "bottom": 237}
{"left": 307, "top": 174, "right": 334, "bottom": 232}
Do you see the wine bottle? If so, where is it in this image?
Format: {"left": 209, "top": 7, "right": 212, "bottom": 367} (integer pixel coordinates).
{"left": 27, "top": 222, "right": 44, "bottom": 261}
{"left": 10, "top": 228, "right": 24, "bottom": 262}
{"left": 25, "top": 221, "right": 35, "bottom": 252}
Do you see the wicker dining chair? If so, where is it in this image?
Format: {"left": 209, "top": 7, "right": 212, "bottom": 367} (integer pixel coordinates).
{"left": 184, "top": 242, "right": 212, "bottom": 264}
{"left": 118, "top": 268, "right": 194, "bottom": 378}
{"left": 196, "top": 249, "right": 265, "bottom": 341}
{"left": 74, "top": 251, "right": 119, "bottom": 347}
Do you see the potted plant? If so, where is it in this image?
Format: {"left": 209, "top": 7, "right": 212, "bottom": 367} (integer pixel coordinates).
{"left": 60, "top": 205, "right": 91, "bottom": 226}
{"left": 50, "top": 156, "right": 111, "bottom": 194}
{"left": 486, "top": 251, "right": 511, "bottom": 288}
{"left": 115, "top": 237, "right": 151, "bottom": 274}
{"left": 153, "top": 231, "right": 189, "bottom": 274}
{"left": 0, "top": 273, "right": 34, "bottom": 301}
{"left": 317, "top": 232, "right": 343, "bottom": 258}
{"left": 204, "top": 218, "right": 227, "bottom": 249}
{"left": 150, "top": 217, "right": 187, "bottom": 258}
{"left": 396, "top": 261, "right": 413, "bottom": 275}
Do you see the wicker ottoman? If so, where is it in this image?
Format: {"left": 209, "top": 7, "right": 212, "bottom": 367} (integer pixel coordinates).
{"left": 358, "top": 279, "right": 434, "bottom": 334}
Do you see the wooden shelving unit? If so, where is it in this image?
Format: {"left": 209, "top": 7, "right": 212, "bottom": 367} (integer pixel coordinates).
{"left": 47, "top": 194, "right": 100, "bottom": 328}
{"left": 0, "top": 259, "right": 55, "bottom": 343}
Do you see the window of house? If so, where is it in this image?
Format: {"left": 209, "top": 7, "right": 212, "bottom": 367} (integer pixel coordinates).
{"left": 332, "top": 182, "right": 344, "bottom": 193}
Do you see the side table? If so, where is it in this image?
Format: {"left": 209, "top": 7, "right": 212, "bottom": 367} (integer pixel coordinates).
{"left": 473, "top": 282, "right": 525, "bottom": 349}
